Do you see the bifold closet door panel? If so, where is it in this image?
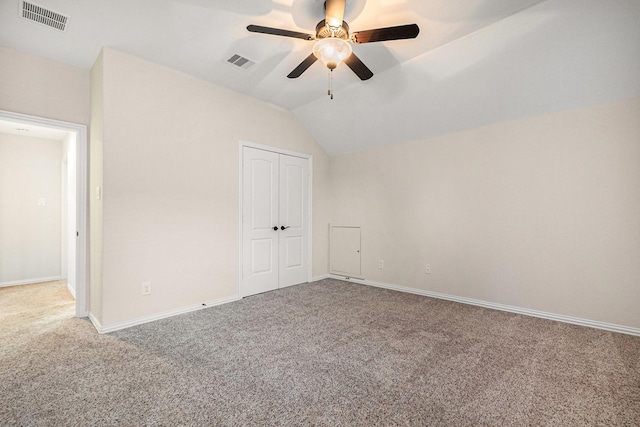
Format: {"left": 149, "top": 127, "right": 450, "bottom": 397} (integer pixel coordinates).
{"left": 241, "top": 147, "right": 279, "bottom": 296}
{"left": 278, "top": 154, "right": 309, "bottom": 288}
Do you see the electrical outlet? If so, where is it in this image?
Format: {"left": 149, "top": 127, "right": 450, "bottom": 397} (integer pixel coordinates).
{"left": 141, "top": 282, "right": 151, "bottom": 296}
{"left": 425, "top": 265, "right": 431, "bottom": 275}
{"left": 378, "top": 259, "right": 384, "bottom": 269}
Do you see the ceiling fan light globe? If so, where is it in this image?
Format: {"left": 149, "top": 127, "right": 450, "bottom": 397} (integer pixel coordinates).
{"left": 313, "top": 38, "right": 352, "bottom": 70}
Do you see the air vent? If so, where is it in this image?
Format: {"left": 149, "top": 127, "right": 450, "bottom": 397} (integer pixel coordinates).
{"left": 20, "top": 1, "right": 68, "bottom": 32}
{"left": 226, "top": 54, "right": 256, "bottom": 70}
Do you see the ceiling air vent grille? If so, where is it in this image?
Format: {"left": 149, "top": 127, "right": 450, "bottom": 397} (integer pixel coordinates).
{"left": 226, "top": 54, "right": 256, "bottom": 70}
{"left": 20, "top": 1, "right": 68, "bottom": 31}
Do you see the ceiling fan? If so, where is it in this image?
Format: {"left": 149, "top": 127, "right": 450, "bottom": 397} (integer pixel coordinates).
{"left": 247, "top": 0, "right": 419, "bottom": 87}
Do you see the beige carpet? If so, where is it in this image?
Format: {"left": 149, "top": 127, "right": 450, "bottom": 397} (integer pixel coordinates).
{"left": 1, "top": 279, "right": 639, "bottom": 426}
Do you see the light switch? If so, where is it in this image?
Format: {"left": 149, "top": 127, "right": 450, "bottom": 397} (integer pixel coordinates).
{"left": 37, "top": 198, "right": 46, "bottom": 206}
{"left": 96, "top": 186, "right": 102, "bottom": 200}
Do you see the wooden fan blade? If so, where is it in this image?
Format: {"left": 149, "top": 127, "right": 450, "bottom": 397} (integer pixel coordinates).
{"left": 344, "top": 53, "right": 373, "bottom": 81}
{"left": 287, "top": 54, "right": 318, "bottom": 78}
{"left": 325, "top": 0, "right": 346, "bottom": 28}
{"left": 352, "top": 24, "right": 420, "bottom": 44}
{"left": 247, "top": 25, "right": 314, "bottom": 41}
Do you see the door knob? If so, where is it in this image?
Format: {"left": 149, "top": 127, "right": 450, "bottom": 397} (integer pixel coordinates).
{"left": 273, "top": 226, "right": 278, "bottom": 231}
{"left": 281, "top": 226, "right": 290, "bottom": 230}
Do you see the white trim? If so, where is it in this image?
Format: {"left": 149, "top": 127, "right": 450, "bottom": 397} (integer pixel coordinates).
{"left": 311, "top": 274, "right": 330, "bottom": 282}
{"left": 238, "top": 140, "right": 313, "bottom": 297}
{"left": 237, "top": 143, "right": 243, "bottom": 298}
{"left": 307, "top": 155, "right": 313, "bottom": 285}
{"left": 0, "top": 110, "right": 88, "bottom": 318}
{"left": 88, "top": 312, "right": 103, "bottom": 332}
{"left": 240, "top": 140, "right": 312, "bottom": 161}
{"left": 328, "top": 275, "right": 640, "bottom": 337}
{"left": 329, "top": 224, "right": 364, "bottom": 279}
{"left": 67, "top": 281, "right": 76, "bottom": 298}
{"left": 0, "top": 276, "right": 63, "bottom": 288}
{"left": 89, "top": 295, "right": 242, "bottom": 334}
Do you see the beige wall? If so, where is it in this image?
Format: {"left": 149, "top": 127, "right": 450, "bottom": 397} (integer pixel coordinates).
{"left": 0, "top": 133, "right": 62, "bottom": 284}
{"left": 93, "top": 48, "right": 330, "bottom": 327}
{"left": 0, "top": 46, "right": 90, "bottom": 126}
{"left": 330, "top": 96, "right": 640, "bottom": 329}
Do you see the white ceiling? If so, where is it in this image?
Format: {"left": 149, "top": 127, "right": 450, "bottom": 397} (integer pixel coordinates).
{"left": 1, "top": 0, "right": 639, "bottom": 155}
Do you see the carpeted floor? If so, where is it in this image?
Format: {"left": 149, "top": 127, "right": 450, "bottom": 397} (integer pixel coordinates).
{"left": 1, "top": 279, "right": 639, "bottom": 426}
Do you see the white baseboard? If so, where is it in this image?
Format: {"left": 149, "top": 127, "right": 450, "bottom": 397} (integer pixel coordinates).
{"left": 87, "top": 312, "right": 103, "bottom": 333}
{"left": 66, "top": 282, "right": 76, "bottom": 298}
{"left": 311, "top": 274, "right": 330, "bottom": 282}
{"left": 0, "top": 276, "right": 63, "bottom": 288}
{"left": 89, "top": 295, "right": 242, "bottom": 334}
{"left": 328, "top": 275, "right": 640, "bottom": 337}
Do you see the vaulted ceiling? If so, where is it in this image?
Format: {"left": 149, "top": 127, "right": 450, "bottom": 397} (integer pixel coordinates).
{"left": 1, "top": 0, "right": 639, "bottom": 155}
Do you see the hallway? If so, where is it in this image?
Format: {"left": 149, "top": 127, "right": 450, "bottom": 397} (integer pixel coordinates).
{"left": 1, "top": 280, "right": 74, "bottom": 337}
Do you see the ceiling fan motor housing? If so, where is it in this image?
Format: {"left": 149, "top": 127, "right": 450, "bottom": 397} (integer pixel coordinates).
{"left": 315, "top": 19, "right": 350, "bottom": 40}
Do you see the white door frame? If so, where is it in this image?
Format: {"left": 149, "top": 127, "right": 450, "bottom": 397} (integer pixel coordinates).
{"left": 0, "top": 110, "right": 88, "bottom": 317}
{"left": 238, "top": 140, "right": 313, "bottom": 297}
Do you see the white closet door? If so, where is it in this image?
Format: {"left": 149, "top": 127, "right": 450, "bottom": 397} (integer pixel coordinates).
{"left": 242, "top": 147, "right": 279, "bottom": 297}
{"left": 241, "top": 146, "right": 310, "bottom": 296}
{"left": 278, "top": 154, "right": 309, "bottom": 288}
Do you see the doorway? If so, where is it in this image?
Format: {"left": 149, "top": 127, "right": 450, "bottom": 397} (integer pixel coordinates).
{"left": 0, "top": 110, "right": 88, "bottom": 317}
{"left": 239, "top": 142, "right": 312, "bottom": 297}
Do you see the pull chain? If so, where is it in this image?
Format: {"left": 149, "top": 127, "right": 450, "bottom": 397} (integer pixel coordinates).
{"left": 331, "top": 69, "right": 334, "bottom": 100}
{"left": 327, "top": 69, "right": 334, "bottom": 100}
